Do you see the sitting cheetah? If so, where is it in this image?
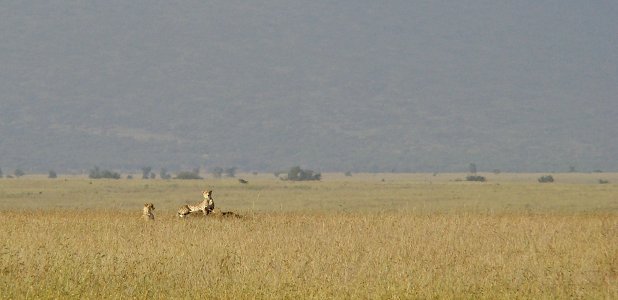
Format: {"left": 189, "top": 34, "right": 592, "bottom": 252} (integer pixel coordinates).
{"left": 177, "top": 190, "right": 215, "bottom": 218}
{"left": 142, "top": 203, "right": 155, "bottom": 221}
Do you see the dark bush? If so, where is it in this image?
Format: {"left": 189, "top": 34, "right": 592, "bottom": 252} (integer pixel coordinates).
{"left": 89, "top": 166, "right": 121, "bottom": 179}
{"left": 466, "top": 175, "right": 486, "bottom": 182}
{"left": 285, "top": 166, "right": 321, "bottom": 181}
{"left": 538, "top": 175, "right": 554, "bottom": 183}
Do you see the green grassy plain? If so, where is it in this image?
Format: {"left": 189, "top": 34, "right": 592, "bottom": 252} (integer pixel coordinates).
{"left": 1, "top": 173, "right": 617, "bottom": 298}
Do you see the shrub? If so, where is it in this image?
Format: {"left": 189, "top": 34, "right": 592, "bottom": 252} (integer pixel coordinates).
{"left": 285, "top": 166, "right": 321, "bottom": 181}
{"left": 466, "top": 175, "right": 486, "bottom": 182}
{"left": 598, "top": 179, "right": 609, "bottom": 184}
{"left": 538, "top": 175, "right": 554, "bottom": 183}
{"left": 89, "top": 166, "right": 121, "bottom": 179}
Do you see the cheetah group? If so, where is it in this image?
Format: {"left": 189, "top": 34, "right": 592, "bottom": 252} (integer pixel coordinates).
{"left": 141, "top": 189, "right": 241, "bottom": 221}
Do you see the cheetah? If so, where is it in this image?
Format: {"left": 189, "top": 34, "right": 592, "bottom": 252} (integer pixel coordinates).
{"left": 177, "top": 190, "right": 215, "bottom": 218}
{"left": 142, "top": 203, "right": 155, "bottom": 221}
{"left": 211, "top": 208, "right": 243, "bottom": 219}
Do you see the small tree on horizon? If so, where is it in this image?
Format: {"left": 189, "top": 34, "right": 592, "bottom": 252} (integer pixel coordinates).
{"left": 141, "top": 166, "right": 152, "bottom": 179}
{"left": 212, "top": 167, "right": 224, "bottom": 178}
{"left": 469, "top": 163, "right": 477, "bottom": 174}
{"left": 160, "top": 168, "right": 172, "bottom": 179}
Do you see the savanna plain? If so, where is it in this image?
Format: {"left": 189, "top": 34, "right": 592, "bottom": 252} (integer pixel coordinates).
{"left": 1, "top": 173, "right": 617, "bottom": 299}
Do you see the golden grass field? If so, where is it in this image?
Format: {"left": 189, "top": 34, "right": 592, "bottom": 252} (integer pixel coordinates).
{"left": 1, "top": 173, "right": 617, "bottom": 299}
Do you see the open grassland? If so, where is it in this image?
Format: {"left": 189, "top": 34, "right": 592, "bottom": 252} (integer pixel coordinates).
{"left": 1, "top": 173, "right": 617, "bottom": 298}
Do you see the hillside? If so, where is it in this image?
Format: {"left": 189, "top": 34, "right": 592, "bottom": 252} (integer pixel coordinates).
{"left": 1, "top": 1, "right": 617, "bottom": 173}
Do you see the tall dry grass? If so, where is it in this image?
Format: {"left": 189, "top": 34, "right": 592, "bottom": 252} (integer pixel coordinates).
{"left": 0, "top": 175, "right": 617, "bottom": 298}
{"left": 1, "top": 210, "right": 616, "bottom": 299}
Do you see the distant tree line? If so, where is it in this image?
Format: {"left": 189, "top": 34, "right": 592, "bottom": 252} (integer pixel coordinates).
{"left": 0, "top": 164, "right": 611, "bottom": 185}
{"left": 175, "top": 169, "right": 203, "bottom": 180}
{"left": 140, "top": 166, "right": 199, "bottom": 180}
{"left": 211, "top": 167, "right": 237, "bottom": 178}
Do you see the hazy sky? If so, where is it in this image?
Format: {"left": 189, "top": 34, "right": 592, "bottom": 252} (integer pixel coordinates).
{"left": 1, "top": 1, "right": 617, "bottom": 172}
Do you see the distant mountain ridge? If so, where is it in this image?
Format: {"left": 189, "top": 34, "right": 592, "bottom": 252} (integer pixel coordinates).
{"left": 0, "top": 1, "right": 616, "bottom": 173}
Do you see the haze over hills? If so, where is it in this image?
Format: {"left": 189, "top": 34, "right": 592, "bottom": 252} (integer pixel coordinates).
{"left": 1, "top": 1, "right": 617, "bottom": 174}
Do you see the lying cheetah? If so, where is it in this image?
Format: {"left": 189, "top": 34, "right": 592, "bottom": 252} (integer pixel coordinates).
{"left": 211, "top": 208, "right": 243, "bottom": 219}
{"left": 142, "top": 203, "right": 155, "bottom": 221}
{"left": 177, "top": 190, "right": 215, "bottom": 218}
